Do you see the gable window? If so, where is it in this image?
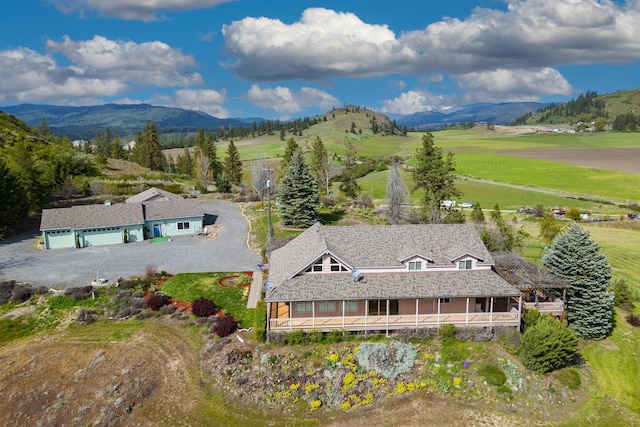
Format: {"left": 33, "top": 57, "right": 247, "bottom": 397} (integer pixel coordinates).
{"left": 458, "top": 260, "right": 472, "bottom": 270}
{"left": 177, "top": 222, "right": 190, "bottom": 230}
{"left": 295, "top": 302, "right": 313, "bottom": 313}
{"left": 318, "top": 301, "right": 336, "bottom": 312}
{"left": 408, "top": 261, "right": 422, "bottom": 271}
{"left": 330, "top": 257, "right": 348, "bottom": 272}
{"left": 305, "top": 259, "right": 323, "bottom": 273}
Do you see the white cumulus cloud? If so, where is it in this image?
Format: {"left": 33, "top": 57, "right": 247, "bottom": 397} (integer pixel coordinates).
{"left": 164, "top": 88, "right": 229, "bottom": 117}
{"left": 245, "top": 84, "right": 339, "bottom": 118}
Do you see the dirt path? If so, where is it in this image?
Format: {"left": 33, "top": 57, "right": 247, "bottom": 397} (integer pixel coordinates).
{"left": 459, "top": 176, "right": 623, "bottom": 205}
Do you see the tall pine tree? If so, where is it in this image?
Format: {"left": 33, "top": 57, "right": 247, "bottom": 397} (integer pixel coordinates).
{"left": 411, "top": 133, "right": 458, "bottom": 223}
{"left": 542, "top": 224, "right": 614, "bottom": 340}
{"left": 278, "top": 151, "right": 319, "bottom": 228}
{"left": 130, "top": 121, "right": 166, "bottom": 171}
{"left": 224, "top": 140, "right": 242, "bottom": 187}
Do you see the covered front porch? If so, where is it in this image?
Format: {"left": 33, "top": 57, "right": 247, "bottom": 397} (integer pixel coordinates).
{"left": 268, "top": 296, "right": 522, "bottom": 332}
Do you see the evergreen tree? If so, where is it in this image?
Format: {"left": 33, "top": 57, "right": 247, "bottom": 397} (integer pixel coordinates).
{"left": 281, "top": 138, "right": 299, "bottom": 172}
{"left": 0, "top": 157, "right": 29, "bottom": 229}
{"left": 386, "top": 159, "right": 407, "bottom": 224}
{"left": 470, "top": 203, "right": 485, "bottom": 222}
{"left": 411, "top": 133, "right": 459, "bottom": 223}
{"left": 542, "top": 224, "right": 614, "bottom": 339}
{"left": 309, "top": 136, "right": 329, "bottom": 193}
{"left": 338, "top": 141, "right": 361, "bottom": 199}
{"left": 520, "top": 314, "right": 578, "bottom": 373}
{"left": 278, "top": 151, "right": 319, "bottom": 228}
{"left": 224, "top": 140, "right": 242, "bottom": 186}
{"left": 130, "top": 121, "right": 166, "bottom": 171}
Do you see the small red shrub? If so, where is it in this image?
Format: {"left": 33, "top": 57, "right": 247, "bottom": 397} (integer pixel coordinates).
{"left": 147, "top": 293, "right": 169, "bottom": 311}
{"left": 627, "top": 314, "right": 640, "bottom": 327}
{"left": 214, "top": 314, "right": 238, "bottom": 337}
{"left": 192, "top": 297, "right": 218, "bottom": 317}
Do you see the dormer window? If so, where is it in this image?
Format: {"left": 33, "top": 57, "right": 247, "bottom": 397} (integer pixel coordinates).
{"left": 408, "top": 261, "right": 422, "bottom": 271}
{"left": 305, "top": 259, "right": 323, "bottom": 273}
{"left": 458, "top": 260, "right": 472, "bottom": 270}
{"left": 330, "top": 257, "right": 348, "bottom": 272}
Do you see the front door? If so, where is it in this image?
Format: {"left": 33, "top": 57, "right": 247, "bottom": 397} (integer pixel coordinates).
{"left": 153, "top": 224, "right": 161, "bottom": 237}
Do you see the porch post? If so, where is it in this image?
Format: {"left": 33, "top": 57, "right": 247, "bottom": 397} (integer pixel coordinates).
{"left": 386, "top": 299, "right": 390, "bottom": 333}
{"left": 364, "top": 300, "right": 368, "bottom": 331}
{"left": 289, "top": 302, "right": 292, "bottom": 330}
{"left": 465, "top": 297, "right": 469, "bottom": 325}
{"left": 266, "top": 302, "right": 271, "bottom": 336}
{"left": 489, "top": 297, "right": 494, "bottom": 326}
{"left": 517, "top": 295, "right": 522, "bottom": 325}
{"left": 342, "top": 300, "right": 345, "bottom": 329}
{"left": 312, "top": 301, "right": 316, "bottom": 328}
{"left": 437, "top": 298, "right": 441, "bottom": 326}
{"left": 415, "top": 299, "right": 419, "bottom": 326}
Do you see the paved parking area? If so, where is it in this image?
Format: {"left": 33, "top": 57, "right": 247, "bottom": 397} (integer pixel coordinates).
{"left": 0, "top": 200, "right": 262, "bottom": 290}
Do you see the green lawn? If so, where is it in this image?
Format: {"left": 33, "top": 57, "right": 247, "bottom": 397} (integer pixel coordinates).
{"left": 159, "top": 272, "right": 254, "bottom": 327}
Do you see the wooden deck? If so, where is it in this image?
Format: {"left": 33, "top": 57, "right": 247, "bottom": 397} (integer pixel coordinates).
{"left": 522, "top": 301, "right": 564, "bottom": 316}
{"left": 269, "top": 311, "right": 520, "bottom": 332}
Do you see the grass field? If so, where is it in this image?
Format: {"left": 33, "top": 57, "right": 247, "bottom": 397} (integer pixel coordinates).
{"left": 159, "top": 272, "right": 254, "bottom": 327}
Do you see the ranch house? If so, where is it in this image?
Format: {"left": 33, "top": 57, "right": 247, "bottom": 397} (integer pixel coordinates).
{"left": 40, "top": 197, "right": 204, "bottom": 249}
{"left": 265, "top": 223, "right": 523, "bottom": 334}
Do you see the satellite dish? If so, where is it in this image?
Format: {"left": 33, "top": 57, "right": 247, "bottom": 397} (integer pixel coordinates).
{"left": 264, "top": 281, "right": 273, "bottom": 290}
{"left": 351, "top": 269, "right": 360, "bottom": 278}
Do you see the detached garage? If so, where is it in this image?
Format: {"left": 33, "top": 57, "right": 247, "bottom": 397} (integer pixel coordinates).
{"left": 40, "top": 191, "right": 204, "bottom": 249}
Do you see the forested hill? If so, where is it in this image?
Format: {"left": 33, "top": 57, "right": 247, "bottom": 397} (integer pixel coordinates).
{"left": 1, "top": 111, "right": 96, "bottom": 232}
{"left": 512, "top": 89, "right": 640, "bottom": 130}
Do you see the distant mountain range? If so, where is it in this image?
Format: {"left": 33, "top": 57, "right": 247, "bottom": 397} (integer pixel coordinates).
{"left": 390, "top": 102, "right": 548, "bottom": 129}
{"left": 0, "top": 103, "right": 257, "bottom": 140}
{"left": 1, "top": 101, "right": 548, "bottom": 139}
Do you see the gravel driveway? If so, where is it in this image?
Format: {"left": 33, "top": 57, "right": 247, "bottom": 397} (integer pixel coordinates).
{"left": 0, "top": 199, "right": 262, "bottom": 289}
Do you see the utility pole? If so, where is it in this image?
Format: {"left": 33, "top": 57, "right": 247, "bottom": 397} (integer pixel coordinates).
{"left": 265, "top": 168, "right": 275, "bottom": 247}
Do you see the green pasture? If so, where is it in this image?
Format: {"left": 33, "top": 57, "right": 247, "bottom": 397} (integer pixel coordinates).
{"left": 454, "top": 152, "right": 640, "bottom": 203}
{"left": 159, "top": 272, "right": 254, "bottom": 327}
{"left": 357, "top": 169, "right": 604, "bottom": 210}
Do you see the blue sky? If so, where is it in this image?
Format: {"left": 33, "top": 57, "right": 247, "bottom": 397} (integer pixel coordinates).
{"left": 1, "top": 0, "right": 639, "bottom": 120}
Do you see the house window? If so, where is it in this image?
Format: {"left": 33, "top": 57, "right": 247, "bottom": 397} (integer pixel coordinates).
{"left": 295, "top": 302, "right": 313, "bottom": 313}
{"left": 317, "top": 301, "right": 336, "bottom": 312}
{"left": 368, "top": 300, "right": 399, "bottom": 316}
{"left": 343, "top": 300, "right": 358, "bottom": 312}
{"left": 330, "top": 257, "right": 348, "bottom": 272}
{"left": 177, "top": 222, "right": 190, "bottom": 230}
{"left": 305, "top": 259, "right": 323, "bottom": 273}
{"left": 458, "top": 260, "right": 472, "bottom": 270}
{"left": 439, "top": 298, "right": 451, "bottom": 304}
{"left": 408, "top": 261, "right": 422, "bottom": 271}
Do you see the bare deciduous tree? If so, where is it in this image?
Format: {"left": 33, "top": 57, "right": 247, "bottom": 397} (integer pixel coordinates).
{"left": 386, "top": 159, "right": 407, "bottom": 224}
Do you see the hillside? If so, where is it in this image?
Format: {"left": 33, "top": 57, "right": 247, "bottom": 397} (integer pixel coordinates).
{"left": 512, "top": 89, "right": 640, "bottom": 127}
{"left": 1, "top": 103, "right": 254, "bottom": 140}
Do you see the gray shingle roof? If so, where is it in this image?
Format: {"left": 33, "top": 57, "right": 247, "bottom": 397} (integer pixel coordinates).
{"left": 266, "top": 270, "right": 519, "bottom": 302}
{"left": 143, "top": 199, "right": 204, "bottom": 220}
{"left": 268, "top": 222, "right": 494, "bottom": 288}
{"left": 266, "top": 222, "right": 514, "bottom": 302}
{"left": 40, "top": 203, "right": 144, "bottom": 230}
{"left": 40, "top": 199, "right": 203, "bottom": 231}
{"left": 125, "top": 187, "right": 183, "bottom": 203}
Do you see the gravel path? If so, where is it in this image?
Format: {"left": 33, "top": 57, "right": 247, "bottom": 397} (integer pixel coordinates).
{"left": 0, "top": 199, "right": 262, "bottom": 289}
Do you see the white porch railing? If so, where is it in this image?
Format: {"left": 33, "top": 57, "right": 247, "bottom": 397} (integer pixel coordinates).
{"left": 269, "top": 311, "right": 520, "bottom": 331}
